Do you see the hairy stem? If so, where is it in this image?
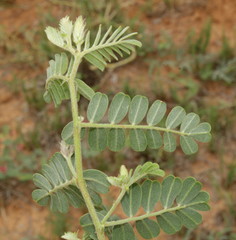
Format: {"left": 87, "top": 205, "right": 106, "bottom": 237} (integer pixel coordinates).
{"left": 101, "top": 188, "right": 127, "bottom": 224}
{"left": 68, "top": 55, "right": 105, "bottom": 240}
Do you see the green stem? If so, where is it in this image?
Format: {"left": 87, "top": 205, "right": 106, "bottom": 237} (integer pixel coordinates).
{"left": 64, "top": 156, "right": 77, "bottom": 177}
{"left": 101, "top": 188, "right": 126, "bottom": 224}
{"left": 80, "top": 122, "right": 190, "bottom": 136}
{"left": 104, "top": 201, "right": 205, "bottom": 227}
{"left": 68, "top": 55, "right": 105, "bottom": 240}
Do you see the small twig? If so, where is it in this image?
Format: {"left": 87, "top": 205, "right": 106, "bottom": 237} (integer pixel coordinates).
{"left": 106, "top": 51, "right": 137, "bottom": 70}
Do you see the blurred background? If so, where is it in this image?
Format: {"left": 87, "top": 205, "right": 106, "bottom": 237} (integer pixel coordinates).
{"left": 0, "top": 0, "right": 236, "bottom": 239}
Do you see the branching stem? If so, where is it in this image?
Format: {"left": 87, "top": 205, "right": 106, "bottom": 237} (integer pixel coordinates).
{"left": 101, "top": 188, "right": 127, "bottom": 224}
{"left": 101, "top": 172, "right": 148, "bottom": 224}
{"left": 68, "top": 54, "right": 105, "bottom": 240}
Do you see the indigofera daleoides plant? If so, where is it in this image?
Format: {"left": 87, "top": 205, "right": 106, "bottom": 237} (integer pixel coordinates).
{"left": 32, "top": 16, "right": 212, "bottom": 240}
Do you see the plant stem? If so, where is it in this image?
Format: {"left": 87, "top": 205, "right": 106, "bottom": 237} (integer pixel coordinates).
{"left": 101, "top": 188, "right": 126, "bottom": 224}
{"left": 104, "top": 201, "right": 205, "bottom": 227}
{"left": 68, "top": 55, "right": 105, "bottom": 240}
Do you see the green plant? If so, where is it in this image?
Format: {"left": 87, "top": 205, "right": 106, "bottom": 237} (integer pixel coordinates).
{"left": 163, "top": 0, "right": 176, "bottom": 10}
{"left": 32, "top": 16, "right": 212, "bottom": 240}
{"left": 187, "top": 20, "right": 211, "bottom": 55}
{"left": 0, "top": 126, "right": 44, "bottom": 180}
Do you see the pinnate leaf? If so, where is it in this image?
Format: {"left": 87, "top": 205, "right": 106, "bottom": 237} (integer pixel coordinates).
{"left": 133, "top": 162, "right": 165, "bottom": 179}
{"left": 32, "top": 152, "right": 107, "bottom": 213}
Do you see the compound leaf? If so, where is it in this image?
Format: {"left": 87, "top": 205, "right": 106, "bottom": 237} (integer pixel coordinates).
{"left": 32, "top": 152, "right": 106, "bottom": 213}
{"left": 82, "top": 92, "right": 211, "bottom": 155}
{"left": 83, "top": 25, "right": 141, "bottom": 71}
{"left": 133, "top": 162, "right": 165, "bottom": 180}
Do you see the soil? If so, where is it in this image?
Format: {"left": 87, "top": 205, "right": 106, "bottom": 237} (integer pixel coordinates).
{"left": 0, "top": 0, "right": 236, "bottom": 239}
